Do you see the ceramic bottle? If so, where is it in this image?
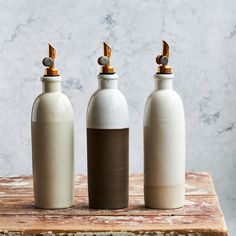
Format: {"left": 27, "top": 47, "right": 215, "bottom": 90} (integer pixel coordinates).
{"left": 86, "top": 42, "right": 129, "bottom": 209}
{"left": 144, "top": 41, "right": 185, "bottom": 209}
{"left": 31, "top": 44, "right": 74, "bottom": 209}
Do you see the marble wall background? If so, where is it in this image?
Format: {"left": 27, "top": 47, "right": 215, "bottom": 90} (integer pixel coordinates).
{"left": 0, "top": 0, "right": 235, "bottom": 234}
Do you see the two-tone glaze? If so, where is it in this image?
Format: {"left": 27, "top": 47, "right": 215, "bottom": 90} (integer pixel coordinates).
{"left": 31, "top": 45, "right": 74, "bottom": 209}
{"left": 86, "top": 43, "right": 129, "bottom": 209}
{"left": 144, "top": 41, "right": 185, "bottom": 209}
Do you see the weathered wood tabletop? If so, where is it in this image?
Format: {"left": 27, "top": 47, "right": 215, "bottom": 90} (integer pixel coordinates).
{"left": 0, "top": 173, "right": 227, "bottom": 236}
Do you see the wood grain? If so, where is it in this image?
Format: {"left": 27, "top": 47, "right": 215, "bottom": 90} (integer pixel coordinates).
{"left": 0, "top": 196, "right": 221, "bottom": 216}
{"left": 0, "top": 173, "right": 228, "bottom": 236}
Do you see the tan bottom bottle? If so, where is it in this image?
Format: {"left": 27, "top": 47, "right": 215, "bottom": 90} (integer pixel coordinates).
{"left": 144, "top": 73, "right": 185, "bottom": 209}
{"left": 32, "top": 49, "right": 74, "bottom": 209}
{"left": 144, "top": 184, "right": 185, "bottom": 209}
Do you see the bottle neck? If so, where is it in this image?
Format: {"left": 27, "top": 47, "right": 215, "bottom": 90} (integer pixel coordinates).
{"left": 99, "top": 79, "right": 118, "bottom": 89}
{"left": 42, "top": 81, "right": 61, "bottom": 93}
{"left": 41, "top": 76, "right": 62, "bottom": 93}
{"left": 154, "top": 73, "right": 174, "bottom": 90}
{"left": 98, "top": 73, "right": 119, "bottom": 89}
{"left": 155, "top": 79, "right": 172, "bottom": 90}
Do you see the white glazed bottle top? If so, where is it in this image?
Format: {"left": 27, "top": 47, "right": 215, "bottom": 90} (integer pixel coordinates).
{"left": 87, "top": 73, "right": 129, "bottom": 129}
{"left": 41, "top": 75, "right": 62, "bottom": 82}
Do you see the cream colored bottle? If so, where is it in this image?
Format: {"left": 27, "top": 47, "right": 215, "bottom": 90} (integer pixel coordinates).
{"left": 31, "top": 44, "right": 74, "bottom": 209}
{"left": 144, "top": 41, "right": 185, "bottom": 209}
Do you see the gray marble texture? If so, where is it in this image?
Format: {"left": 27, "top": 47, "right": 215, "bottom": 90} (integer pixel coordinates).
{"left": 0, "top": 0, "right": 235, "bottom": 234}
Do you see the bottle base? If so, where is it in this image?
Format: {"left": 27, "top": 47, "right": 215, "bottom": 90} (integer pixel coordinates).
{"left": 144, "top": 183, "right": 185, "bottom": 209}
{"left": 34, "top": 202, "right": 73, "bottom": 210}
{"left": 89, "top": 202, "right": 128, "bottom": 210}
{"left": 34, "top": 198, "right": 73, "bottom": 210}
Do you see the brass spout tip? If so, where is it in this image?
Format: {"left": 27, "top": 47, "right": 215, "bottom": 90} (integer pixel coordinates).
{"left": 43, "top": 43, "right": 59, "bottom": 76}
{"left": 98, "top": 42, "right": 116, "bottom": 74}
{"left": 156, "top": 40, "right": 172, "bottom": 74}
{"left": 103, "top": 42, "right": 111, "bottom": 58}
{"left": 162, "top": 40, "right": 169, "bottom": 58}
{"left": 48, "top": 43, "right": 56, "bottom": 60}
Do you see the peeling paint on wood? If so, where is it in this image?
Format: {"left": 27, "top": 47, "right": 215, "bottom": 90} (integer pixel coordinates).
{"left": 0, "top": 232, "right": 219, "bottom": 236}
{"left": 0, "top": 173, "right": 216, "bottom": 197}
{"left": 0, "top": 173, "right": 228, "bottom": 236}
{"left": 0, "top": 196, "right": 221, "bottom": 216}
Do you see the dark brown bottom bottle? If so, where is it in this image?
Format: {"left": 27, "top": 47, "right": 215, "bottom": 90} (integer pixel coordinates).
{"left": 87, "top": 128, "right": 129, "bottom": 209}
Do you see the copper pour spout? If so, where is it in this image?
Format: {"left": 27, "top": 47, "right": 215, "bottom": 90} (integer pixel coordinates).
{"left": 104, "top": 42, "right": 111, "bottom": 59}
{"left": 97, "top": 42, "right": 116, "bottom": 74}
{"left": 156, "top": 40, "right": 172, "bottom": 74}
{"left": 42, "top": 44, "right": 59, "bottom": 76}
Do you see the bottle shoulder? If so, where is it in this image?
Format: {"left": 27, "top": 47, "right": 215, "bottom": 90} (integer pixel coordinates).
{"left": 32, "top": 92, "right": 74, "bottom": 123}
{"left": 34, "top": 91, "right": 71, "bottom": 100}
{"left": 87, "top": 89, "right": 129, "bottom": 129}
{"left": 146, "top": 89, "right": 183, "bottom": 108}
{"left": 144, "top": 89, "right": 184, "bottom": 123}
{"left": 91, "top": 88, "right": 127, "bottom": 100}
{"left": 148, "top": 89, "right": 182, "bottom": 101}
{"left": 88, "top": 89, "right": 128, "bottom": 110}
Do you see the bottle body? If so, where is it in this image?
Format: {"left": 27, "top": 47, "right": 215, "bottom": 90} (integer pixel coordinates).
{"left": 86, "top": 74, "right": 129, "bottom": 209}
{"left": 144, "top": 74, "right": 185, "bottom": 209}
{"left": 31, "top": 76, "right": 74, "bottom": 209}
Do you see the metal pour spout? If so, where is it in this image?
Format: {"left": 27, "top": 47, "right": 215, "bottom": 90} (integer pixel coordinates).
{"left": 156, "top": 40, "right": 172, "bottom": 74}
{"left": 42, "top": 44, "right": 59, "bottom": 76}
{"left": 98, "top": 42, "right": 116, "bottom": 74}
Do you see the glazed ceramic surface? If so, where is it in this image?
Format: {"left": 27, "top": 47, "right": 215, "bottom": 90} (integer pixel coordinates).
{"left": 31, "top": 76, "right": 74, "bottom": 209}
{"left": 87, "top": 73, "right": 129, "bottom": 209}
{"left": 144, "top": 73, "right": 185, "bottom": 209}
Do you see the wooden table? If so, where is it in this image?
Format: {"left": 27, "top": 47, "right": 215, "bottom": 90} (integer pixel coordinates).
{"left": 0, "top": 173, "right": 227, "bottom": 235}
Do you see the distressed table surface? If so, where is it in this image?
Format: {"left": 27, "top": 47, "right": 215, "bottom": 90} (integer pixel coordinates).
{"left": 0, "top": 173, "right": 227, "bottom": 236}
